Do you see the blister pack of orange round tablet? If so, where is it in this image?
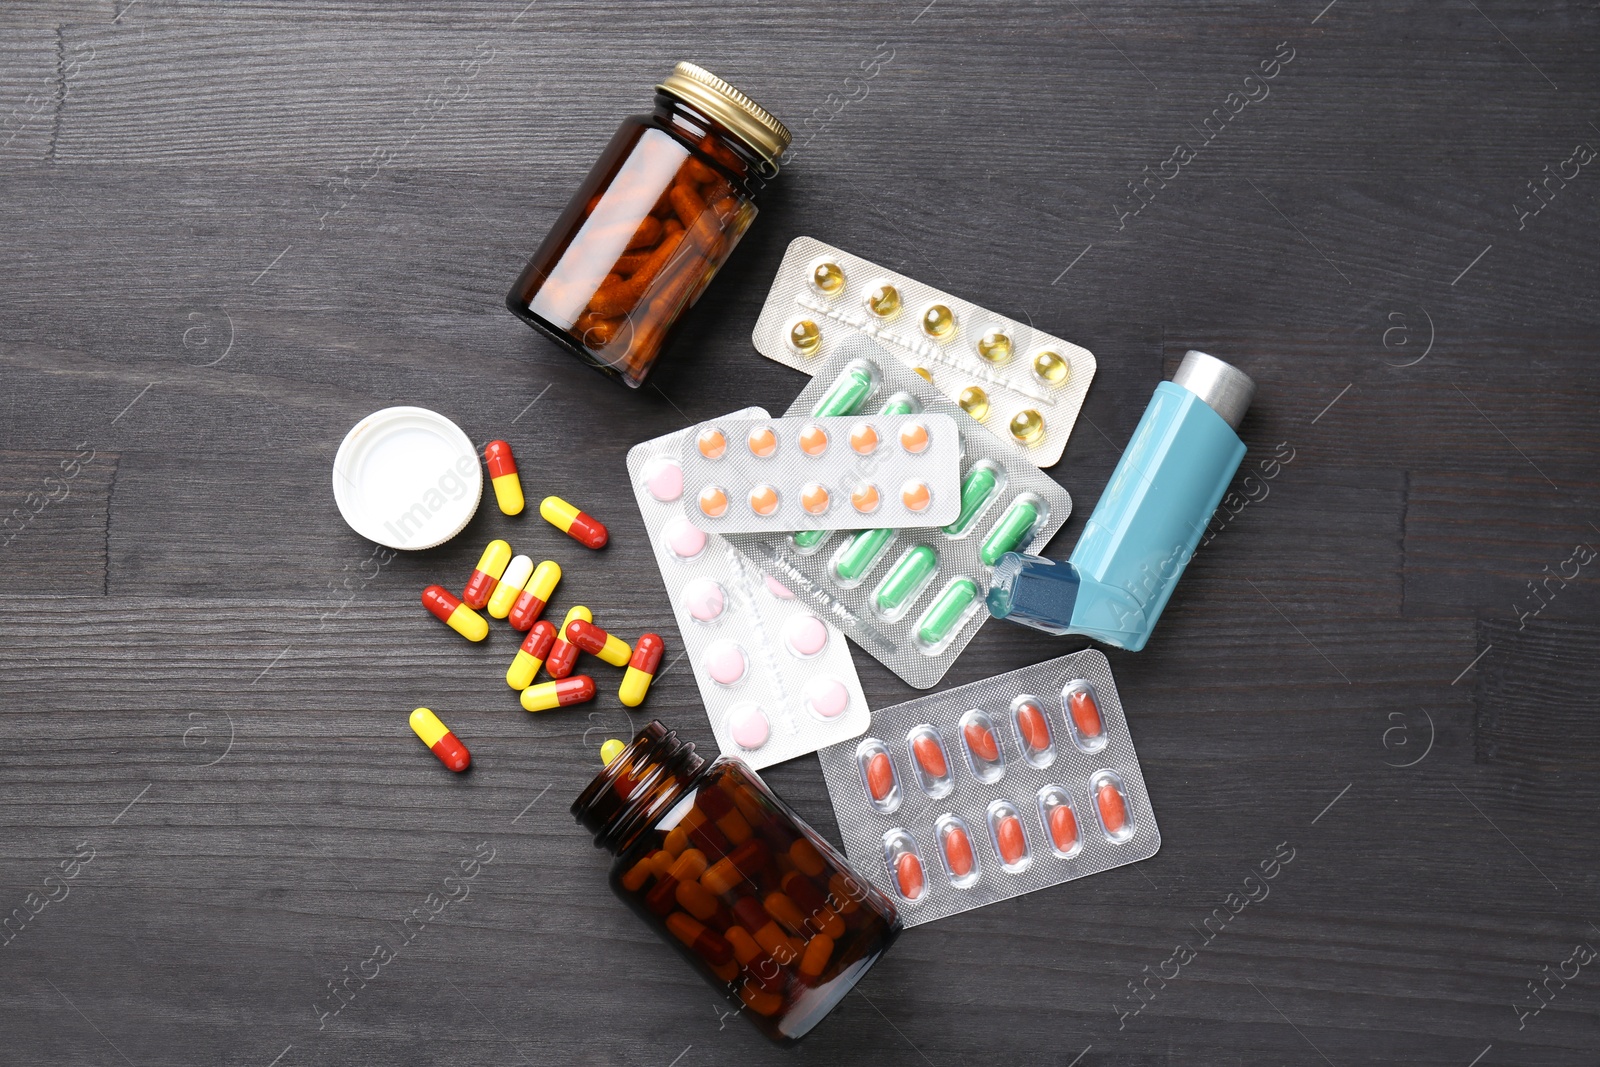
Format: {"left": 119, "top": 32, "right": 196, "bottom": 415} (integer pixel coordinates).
{"left": 816, "top": 649, "right": 1160, "bottom": 927}
{"left": 679, "top": 413, "right": 963, "bottom": 534}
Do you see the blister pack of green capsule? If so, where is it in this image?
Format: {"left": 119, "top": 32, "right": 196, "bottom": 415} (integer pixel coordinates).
{"left": 726, "top": 338, "right": 1073, "bottom": 689}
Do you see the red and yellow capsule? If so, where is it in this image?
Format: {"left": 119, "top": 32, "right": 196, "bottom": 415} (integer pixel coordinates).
{"left": 486, "top": 554, "right": 534, "bottom": 619}
{"left": 540, "top": 495, "right": 608, "bottom": 549}
{"left": 566, "top": 618, "right": 632, "bottom": 667}
{"left": 506, "top": 619, "right": 557, "bottom": 691}
{"left": 421, "top": 585, "right": 489, "bottom": 642}
{"left": 409, "top": 707, "right": 470, "bottom": 772}
{"left": 462, "top": 539, "right": 512, "bottom": 610}
{"left": 619, "top": 633, "right": 664, "bottom": 707}
{"left": 545, "top": 605, "right": 590, "bottom": 679}
{"left": 507, "top": 559, "right": 561, "bottom": 632}
{"left": 520, "top": 674, "right": 597, "bottom": 712}
{"left": 484, "top": 440, "right": 524, "bottom": 516}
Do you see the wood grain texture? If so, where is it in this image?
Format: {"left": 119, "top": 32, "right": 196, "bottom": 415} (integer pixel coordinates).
{"left": 1, "top": 1, "right": 1598, "bottom": 1064}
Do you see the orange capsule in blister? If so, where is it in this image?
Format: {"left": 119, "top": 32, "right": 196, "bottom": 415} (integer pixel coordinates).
{"left": 699, "top": 485, "right": 729, "bottom": 518}
{"left": 1013, "top": 699, "right": 1054, "bottom": 766}
{"left": 908, "top": 728, "right": 952, "bottom": 798}
{"left": 1096, "top": 775, "right": 1132, "bottom": 838}
{"left": 900, "top": 480, "right": 932, "bottom": 513}
{"left": 798, "top": 424, "right": 828, "bottom": 455}
{"left": 960, "top": 710, "right": 1006, "bottom": 784}
{"left": 1047, "top": 800, "right": 1080, "bottom": 855}
{"left": 697, "top": 427, "right": 726, "bottom": 459}
{"left": 801, "top": 483, "right": 830, "bottom": 515}
{"left": 1068, "top": 684, "right": 1105, "bottom": 741}
{"left": 747, "top": 425, "right": 778, "bottom": 458}
{"left": 883, "top": 830, "right": 924, "bottom": 902}
{"left": 938, "top": 817, "right": 977, "bottom": 883}
{"left": 857, "top": 740, "right": 898, "bottom": 812}
{"left": 749, "top": 484, "right": 780, "bottom": 517}
{"left": 988, "top": 802, "right": 1031, "bottom": 870}
{"left": 866, "top": 752, "right": 894, "bottom": 801}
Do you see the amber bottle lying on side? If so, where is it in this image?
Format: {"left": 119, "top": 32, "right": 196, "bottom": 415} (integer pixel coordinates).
{"left": 573, "top": 722, "right": 901, "bottom": 1043}
{"left": 507, "top": 63, "right": 790, "bottom": 388}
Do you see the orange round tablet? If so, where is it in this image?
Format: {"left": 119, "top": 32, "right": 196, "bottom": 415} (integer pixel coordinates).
{"left": 996, "top": 815, "right": 1026, "bottom": 865}
{"left": 865, "top": 752, "right": 895, "bottom": 801}
{"left": 801, "top": 483, "right": 830, "bottom": 515}
{"left": 697, "top": 428, "right": 726, "bottom": 460}
{"left": 1097, "top": 779, "right": 1128, "bottom": 834}
{"left": 849, "top": 423, "right": 879, "bottom": 454}
{"left": 1048, "top": 804, "right": 1079, "bottom": 852}
{"left": 942, "top": 825, "right": 974, "bottom": 876}
{"left": 1016, "top": 703, "right": 1051, "bottom": 752}
{"left": 911, "top": 734, "right": 947, "bottom": 779}
{"left": 963, "top": 721, "right": 999, "bottom": 762}
{"left": 900, "top": 480, "right": 931, "bottom": 512}
{"left": 698, "top": 485, "right": 728, "bottom": 518}
{"left": 1069, "top": 689, "right": 1104, "bottom": 738}
{"left": 749, "top": 484, "right": 779, "bottom": 516}
{"left": 895, "top": 851, "right": 924, "bottom": 900}
{"left": 899, "top": 422, "right": 930, "bottom": 454}
{"left": 850, "top": 483, "right": 881, "bottom": 514}
{"left": 799, "top": 425, "right": 828, "bottom": 456}
{"left": 748, "top": 426, "right": 777, "bottom": 458}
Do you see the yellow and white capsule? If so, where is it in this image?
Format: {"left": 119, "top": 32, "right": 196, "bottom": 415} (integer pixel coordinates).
{"left": 486, "top": 554, "right": 534, "bottom": 619}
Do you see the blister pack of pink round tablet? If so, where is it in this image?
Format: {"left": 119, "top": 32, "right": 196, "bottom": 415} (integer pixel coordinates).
{"left": 628, "top": 409, "right": 872, "bottom": 770}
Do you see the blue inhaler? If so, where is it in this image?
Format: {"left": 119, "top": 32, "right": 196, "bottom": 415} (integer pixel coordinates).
{"left": 987, "top": 351, "right": 1255, "bottom": 651}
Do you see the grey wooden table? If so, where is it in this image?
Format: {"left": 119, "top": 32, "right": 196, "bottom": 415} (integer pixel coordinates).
{"left": 3, "top": 2, "right": 1598, "bottom": 1064}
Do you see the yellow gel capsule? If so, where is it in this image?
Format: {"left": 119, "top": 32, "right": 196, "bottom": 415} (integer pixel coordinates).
{"left": 1033, "top": 350, "right": 1070, "bottom": 385}
{"left": 1010, "top": 408, "right": 1046, "bottom": 445}
{"left": 977, "top": 329, "right": 1013, "bottom": 364}
{"left": 788, "top": 319, "right": 822, "bottom": 356}
{"left": 600, "top": 739, "right": 626, "bottom": 766}
{"left": 914, "top": 367, "right": 933, "bottom": 383}
{"left": 865, "top": 282, "right": 900, "bottom": 318}
{"left": 959, "top": 386, "right": 991, "bottom": 421}
{"left": 810, "top": 261, "right": 845, "bottom": 294}
{"left": 921, "top": 304, "right": 955, "bottom": 339}
{"left": 487, "top": 554, "right": 534, "bottom": 619}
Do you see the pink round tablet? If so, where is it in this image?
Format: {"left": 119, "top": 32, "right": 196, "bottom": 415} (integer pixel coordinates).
{"left": 782, "top": 613, "right": 828, "bottom": 658}
{"left": 664, "top": 517, "right": 707, "bottom": 560}
{"left": 728, "top": 704, "right": 770, "bottom": 750}
{"left": 682, "top": 577, "right": 725, "bottom": 623}
{"left": 644, "top": 458, "right": 683, "bottom": 502}
{"left": 804, "top": 677, "right": 850, "bottom": 719}
{"left": 764, "top": 573, "right": 795, "bottom": 600}
{"left": 704, "top": 640, "right": 747, "bottom": 685}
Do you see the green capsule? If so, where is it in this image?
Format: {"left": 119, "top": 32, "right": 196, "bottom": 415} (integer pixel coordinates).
{"left": 874, "top": 546, "right": 939, "bottom": 614}
{"left": 813, "top": 365, "right": 874, "bottom": 417}
{"left": 833, "top": 528, "right": 895, "bottom": 582}
{"left": 980, "top": 498, "right": 1042, "bottom": 565}
{"left": 791, "top": 529, "right": 828, "bottom": 551}
{"left": 878, "top": 392, "right": 919, "bottom": 416}
{"left": 943, "top": 464, "right": 1001, "bottom": 536}
{"left": 917, "top": 577, "right": 978, "bottom": 645}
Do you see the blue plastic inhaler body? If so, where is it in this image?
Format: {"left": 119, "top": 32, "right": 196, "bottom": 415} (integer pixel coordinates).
{"left": 987, "top": 350, "right": 1256, "bottom": 651}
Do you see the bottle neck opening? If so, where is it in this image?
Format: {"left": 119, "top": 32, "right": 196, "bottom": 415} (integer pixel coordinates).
{"left": 572, "top": 721, "right": 707, "bottom": 854}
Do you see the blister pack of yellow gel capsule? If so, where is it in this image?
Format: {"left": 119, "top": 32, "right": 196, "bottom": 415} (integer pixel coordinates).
{"left": 751, "top": 236, "right": 1096, "bottom": 469}
{"left": 725, "top": 339, "right": 1073, "bottom": 690}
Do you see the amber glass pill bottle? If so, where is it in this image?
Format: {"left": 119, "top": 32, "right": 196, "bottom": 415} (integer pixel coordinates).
{"left": 507, "top": 63, "right": 791, "bottom": 388}
{"left": 572, "top": 721, "right": 900, "bottom": 1043}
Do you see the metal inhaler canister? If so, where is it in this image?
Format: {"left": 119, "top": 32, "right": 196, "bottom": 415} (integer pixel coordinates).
{"left": 986, "top": 351, "right": 1255, "bottom": 651}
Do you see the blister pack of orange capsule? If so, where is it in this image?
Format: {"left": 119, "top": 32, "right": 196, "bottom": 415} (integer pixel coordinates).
{"left": 815, "top": 650, "right": 1160, "bottom": 926}
{"left": 751, "top": 236, "right": 1097, "bottom": 469}
{"left": 679, "top": 414, "right": 963, "bottom": 533}
{"left": 629, "top": 408, "right": 871, "bottom": 770}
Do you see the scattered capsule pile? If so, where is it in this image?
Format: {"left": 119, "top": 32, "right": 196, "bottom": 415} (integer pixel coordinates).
{"left": 815, "top": 649, "right": 1160, "bottom": 927}
{"left": 752, "top": 236, "right": 1097, "bottom": 469}
{"left": 408, "top": 440, "right": 665, "bottom": 772}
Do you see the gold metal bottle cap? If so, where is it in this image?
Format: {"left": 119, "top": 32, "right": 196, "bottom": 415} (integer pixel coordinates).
{"left": 656, "top": 61, "right": 792, "bottom": 167}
